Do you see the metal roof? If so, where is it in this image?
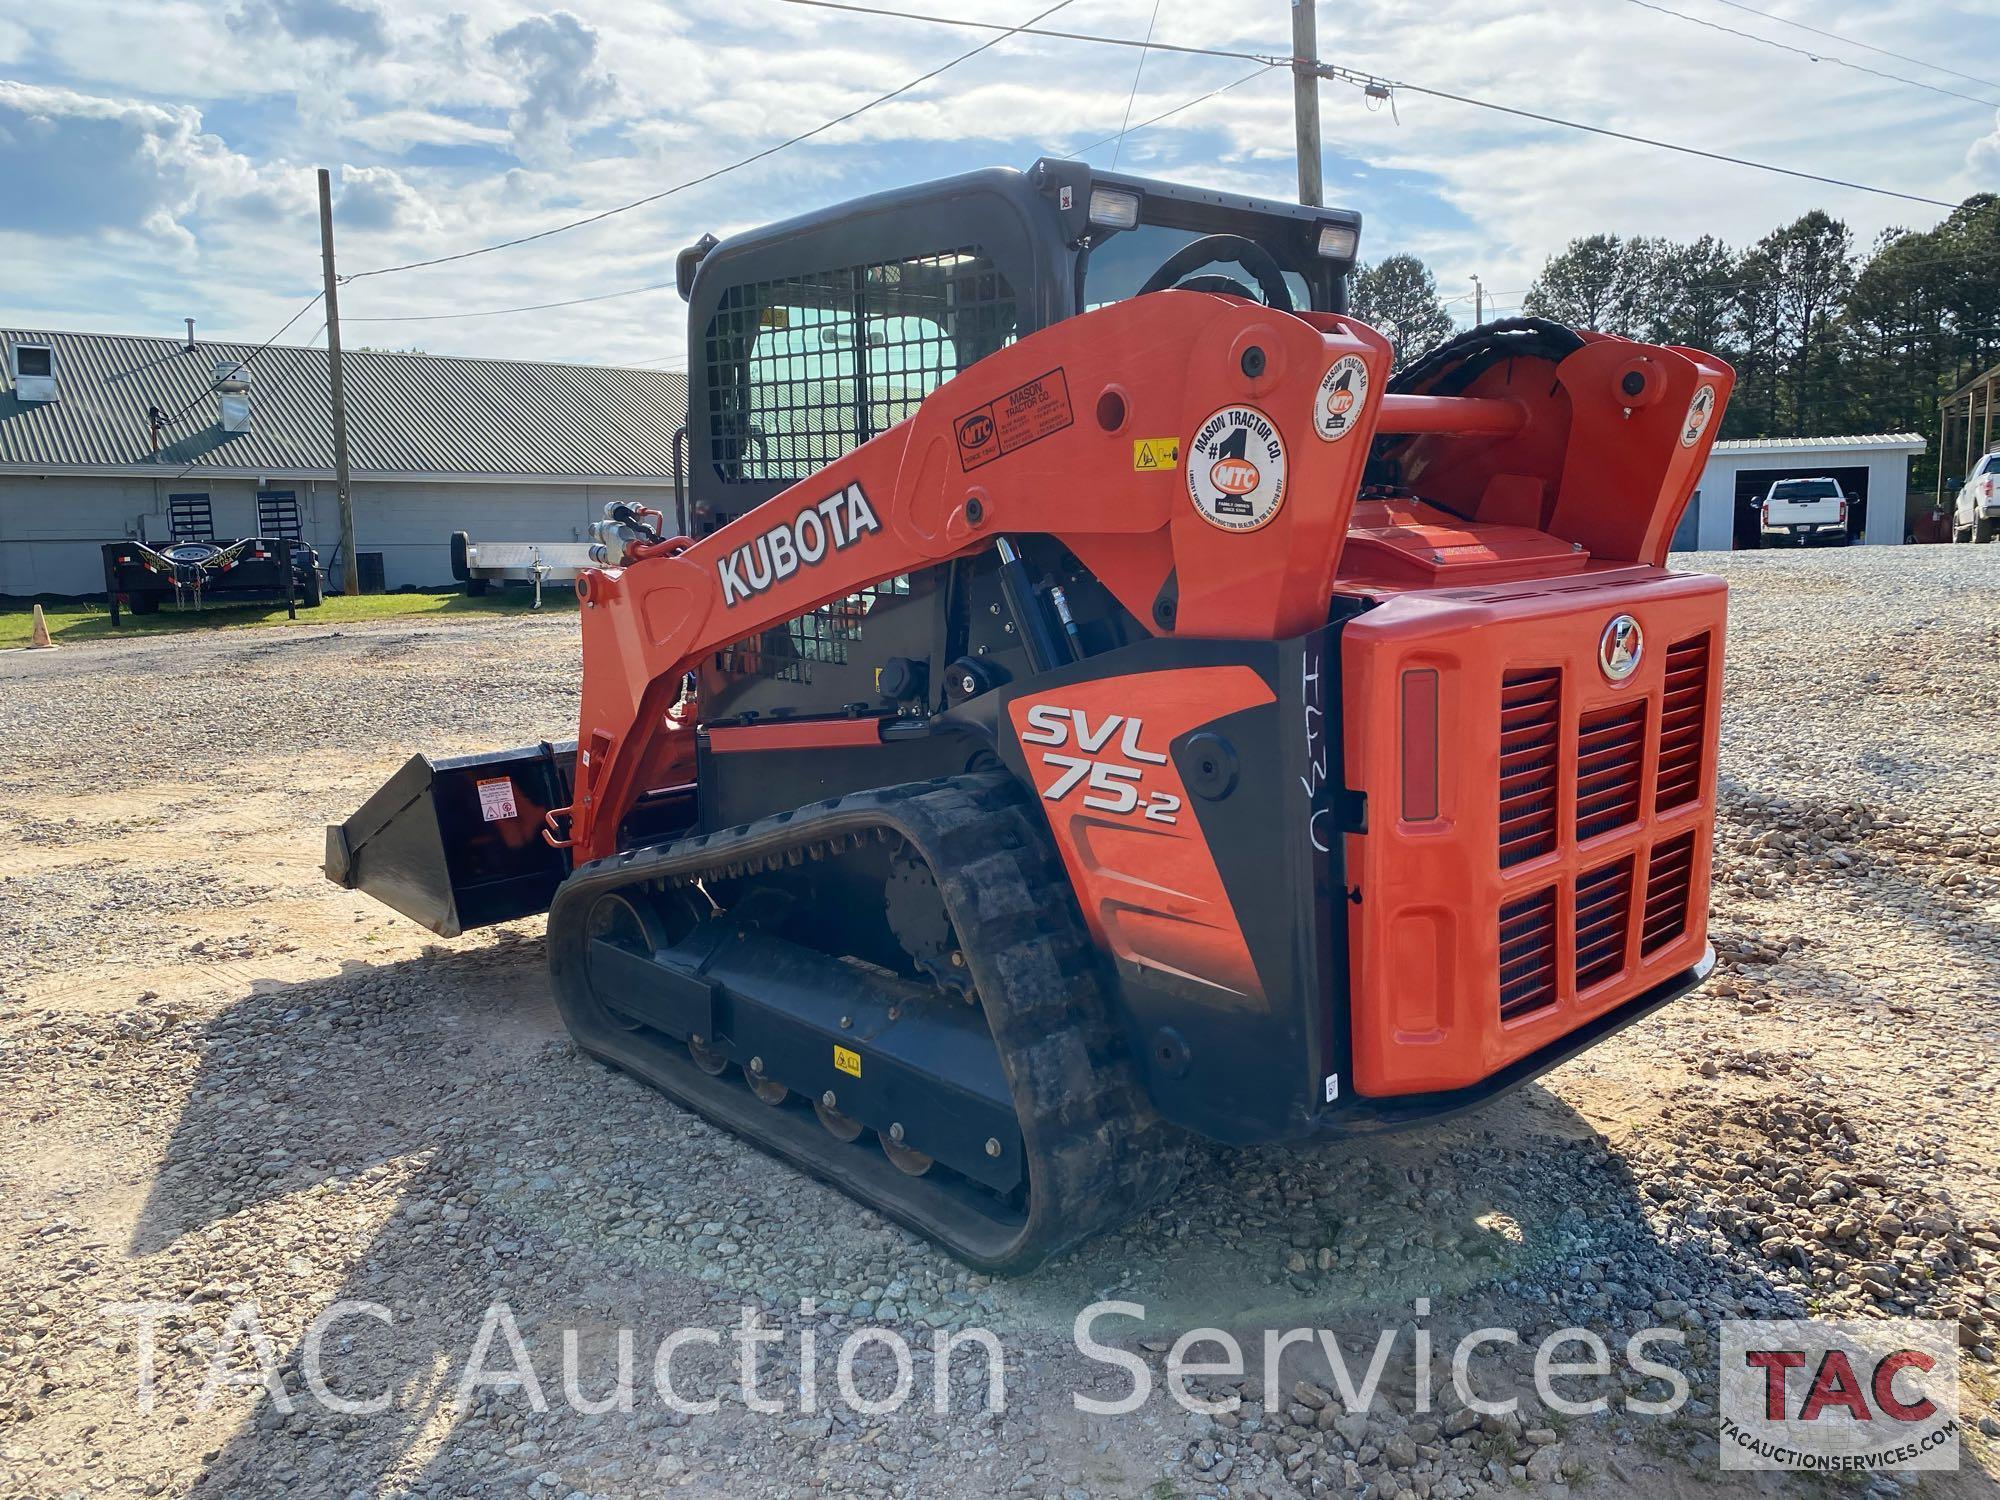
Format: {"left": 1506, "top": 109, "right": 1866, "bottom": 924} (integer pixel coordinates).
{"left": 0, "top": 328, "right": 688, "bottom": 483}
{"left": 1708, "top": 433, "right": 1925, "bottom": 455}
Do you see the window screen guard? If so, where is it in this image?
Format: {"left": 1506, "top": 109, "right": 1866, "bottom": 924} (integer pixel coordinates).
{"left": 704, "top": 247, "right": 1018, "bottom": 486}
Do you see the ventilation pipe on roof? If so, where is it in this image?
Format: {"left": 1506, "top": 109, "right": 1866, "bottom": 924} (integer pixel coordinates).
{"left": 184, "top": 318, "right": 197, "bottom": 352}
{"left": 214, "top": 358, "right": 251, "bottom": 433}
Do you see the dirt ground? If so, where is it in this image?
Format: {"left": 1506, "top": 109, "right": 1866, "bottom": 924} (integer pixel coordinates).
{"left": 1, "top": 544, "right": 1996, "bottom": 1500}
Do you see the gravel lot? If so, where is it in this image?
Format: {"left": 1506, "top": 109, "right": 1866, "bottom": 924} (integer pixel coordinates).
{"left": 2, "top": 545, "right": 1997, "bottom": 1500}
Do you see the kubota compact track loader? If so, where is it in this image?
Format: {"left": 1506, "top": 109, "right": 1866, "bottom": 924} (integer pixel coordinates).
{"left": 328, "top": 161, "right": 1733, "bottom": 1272}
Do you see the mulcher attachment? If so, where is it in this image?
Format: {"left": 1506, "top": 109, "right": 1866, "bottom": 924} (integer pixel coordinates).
{"left": 544, "top": 773, "right": 1185, "bottom": 1274}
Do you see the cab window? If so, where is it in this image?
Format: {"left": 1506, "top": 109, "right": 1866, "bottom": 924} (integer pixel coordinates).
{"left": 704, "top": 249, "right": 1018, "bottom": 484}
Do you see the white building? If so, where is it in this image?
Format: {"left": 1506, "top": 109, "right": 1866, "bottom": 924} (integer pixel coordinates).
{"left": 1, "top": 328, "right": 687, "bottom": 596}
{"left": 1675, "top": 433, "right": 1926, "bottom": 551}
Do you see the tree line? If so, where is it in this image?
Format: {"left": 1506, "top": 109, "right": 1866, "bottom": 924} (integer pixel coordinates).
{"left": 1348, "top": 193, "right": 1999, "bottom": 490}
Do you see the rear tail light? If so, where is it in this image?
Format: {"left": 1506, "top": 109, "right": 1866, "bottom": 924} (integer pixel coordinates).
{"left": 1400, "top": 668, "right": 1439, "bottom": 821}
{"left": 1837, "top": 500, "right": 1847, "bottom": 525}
{"left": 1760, "top": 504, "right": 1771, "bottom": 525}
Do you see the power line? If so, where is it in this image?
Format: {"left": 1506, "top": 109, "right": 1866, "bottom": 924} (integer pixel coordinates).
{"left": 1617, "top": 0, "right": 1998, "bottom": 109}
{"left": 1699, "top": 0, "right": 2000, "bottom": 96}
{"left": 1057, "top": 65, "right": 1278, "bottom": 161}
{"left": 342, "top": 0, "right": 1080, "bottom": 284}
{"left": 345, "top": 282, "right": 676, "bottom": 323}
{"left": 1108, "top": 0, "right": 1164, "bottom": 169}
{"left": 153, "top": 290, "right": 325, "bottom": 439}
{"left": 787, "top": 0, "right": 1961, "bottom": 211}
{"left": 1380, "top": 77, "right": 1958, "bottom": 210}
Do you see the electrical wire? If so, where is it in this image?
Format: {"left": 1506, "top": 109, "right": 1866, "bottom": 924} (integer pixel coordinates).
{"left": 344, "top": 282, "right": 676, "bottom": 323}
{"left": 1109, "top": 0, "right": 1164, "bottom": 168}
{"left": 1056, "top": 64, "right": 1278, "bottom": 161}
{"left": 781, "top": 0, "right": 1961, "bottom": 210}
{"left": 341, "top": 0, "right": 1080, "bottom": 284}
{"left": 151, "top": 290, "right": 325, "bottom": 438}
{"left": 1617, "top": 0, "right": 1997, "bottom": 109}
{"left": 1699, "top": 0, "right": 2000, "bottom": 96}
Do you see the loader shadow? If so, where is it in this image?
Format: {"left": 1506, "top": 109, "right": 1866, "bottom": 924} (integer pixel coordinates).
{"left": 133, "top": 942, "right": 1854, "bottom": 1498}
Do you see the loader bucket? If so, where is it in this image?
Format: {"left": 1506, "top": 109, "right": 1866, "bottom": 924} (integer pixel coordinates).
{"left": 325, "top": 742, "right": 575, "bottom": 937}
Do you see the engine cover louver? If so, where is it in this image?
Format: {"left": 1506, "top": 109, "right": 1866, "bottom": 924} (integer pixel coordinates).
{"left": 1498, "top": 885, "right": 1559, "bottom": 1020}
{"left": 1655, "top": 632, "right": 1712, "bottom": 813}
{"left": 1642, "top": 830, "right": 1697, "bottom": 955}
{"left": 1574, "top": 855, "right": 1635, "bottom": 991}
{"left": 1575, "top": 700, "right": 1647, "bottom": 841}
{"left": 1498, "top": 668, "right": 1561, "bottom": 868}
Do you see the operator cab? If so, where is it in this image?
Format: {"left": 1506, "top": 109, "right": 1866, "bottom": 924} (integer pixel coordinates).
{"left": 673, "top": 160, "right": 1361, "bottom": 737}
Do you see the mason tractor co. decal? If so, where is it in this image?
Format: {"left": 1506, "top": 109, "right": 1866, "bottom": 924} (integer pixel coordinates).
{"left": 1681, "top": 383, "right": 1718, "bottom": 448}
{"left": 1018, "top": 703, "right": 1182, "bottom": 824}
{"left": 1187, "top": 405, "right": 1287, "bottom": 532}
{"left": 1314, "top": 354, "right": 1369, "bottom": 442}
{"left": 955, "top": 367, "right": 1074, "bottom": 472}
{"left": 717, "top": 482, "right": 881, "bottom": 607}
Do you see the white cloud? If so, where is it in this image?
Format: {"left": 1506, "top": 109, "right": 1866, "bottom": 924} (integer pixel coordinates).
{"left": 1, "top": 0, "right": 1994, "bottom": 367}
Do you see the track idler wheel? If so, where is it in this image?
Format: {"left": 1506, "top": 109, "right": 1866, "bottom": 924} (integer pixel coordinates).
{"left": 814, "top": 1093, "right": 865, "bottom": 1142}
{"left": 881, "top": 1124, "right": 933, "bottom": 1177}
{"left": 746, "top": 1058, "right": 787, "bottom": 1106}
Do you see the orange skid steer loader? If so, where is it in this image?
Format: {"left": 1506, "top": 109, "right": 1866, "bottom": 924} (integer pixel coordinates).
{"left": 328, "top": 161, "right": 1732, "bottom": 1272}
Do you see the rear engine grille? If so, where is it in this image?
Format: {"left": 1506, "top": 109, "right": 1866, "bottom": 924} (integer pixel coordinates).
{"left": 1642, "top": 830, "right": 1697, "bottom": 955}
{"left": 1499, "top": 668, "right": 1561, "bottom": 867}
{"left": 1654, "top": 632, "right": 1712, "bottom": 813}
{"left": 1498, "top": 886, "right": 1559, "bottom": 1020}
{"left": 1575, "top": 700, "right": 1647, "bottom": 841}
{"left": 1574, "top": 856, "right": 1635, "bottom": 990}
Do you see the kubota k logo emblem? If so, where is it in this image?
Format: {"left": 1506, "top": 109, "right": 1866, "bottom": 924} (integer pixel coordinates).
{"left": 1600, "top": 614, "right": 1643, "bottom": 682}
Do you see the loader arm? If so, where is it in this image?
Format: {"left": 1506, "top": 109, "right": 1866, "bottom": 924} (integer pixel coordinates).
{"left": 567, "top": 291, "right": 1393, "bottom": 858}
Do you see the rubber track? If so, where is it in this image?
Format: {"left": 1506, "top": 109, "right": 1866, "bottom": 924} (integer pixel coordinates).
{"left": 546, "top": 773, "right": 1186, "bottom": 1273}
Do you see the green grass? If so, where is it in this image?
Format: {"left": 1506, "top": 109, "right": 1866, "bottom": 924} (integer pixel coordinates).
{"left": 0, "top": 586, "right": 577, "bottom": 650}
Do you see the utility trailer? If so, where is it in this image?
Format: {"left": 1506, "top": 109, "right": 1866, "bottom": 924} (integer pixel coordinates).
{"left": 449, "top": 532, "right": 598, "bottom": 607}
{"left": 330, "top": 159, "right": 1732, "bottom": 1272}
{"left": 103, "top": 490, "right": 323, "bottom": 625}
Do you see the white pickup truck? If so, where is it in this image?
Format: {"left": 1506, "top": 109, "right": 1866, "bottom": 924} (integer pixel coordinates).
{"left": 1953, "top": 452, "right": 1998, "bottom": 543}
{"left": 1758, "top": 476, "right": 1850, "bottom": 547}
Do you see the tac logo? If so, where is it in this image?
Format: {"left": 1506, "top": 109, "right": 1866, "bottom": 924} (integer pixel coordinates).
{"left": 956, "top": 412, "right": 995, "bottom": 450}
{"left": 1719, "top": 1319, "right": 1960, "bottom": 1472}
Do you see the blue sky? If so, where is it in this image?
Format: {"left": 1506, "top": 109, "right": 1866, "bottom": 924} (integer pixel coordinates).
{"left": 2, "top": 0, "right": 1995, "bottom": 371}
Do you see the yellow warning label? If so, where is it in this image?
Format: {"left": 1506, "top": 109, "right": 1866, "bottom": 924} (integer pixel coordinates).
{"left": 1132, "top": 436, "right": 1181, "bottom": 472}
{"left": 833, "top": 1045, "right": 861, "bottom": 1078}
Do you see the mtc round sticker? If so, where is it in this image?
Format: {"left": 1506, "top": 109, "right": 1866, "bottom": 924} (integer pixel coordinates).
{"left": 1187, "top": 406, "right": 1287, "bottom": 532}
{"left": 1314, "top": 354, "right": 1369, "bottom": 441}
{"left": 1680, "top": 384, "right": 1717, "bottom": 448}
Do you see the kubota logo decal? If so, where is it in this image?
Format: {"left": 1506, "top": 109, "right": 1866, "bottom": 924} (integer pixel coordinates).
{"left": 717, "top": 482, "right": 880, "bottom": 607}
{"left": 1019, "top": 704, "right": 1182, "bottom": 824}
{"left": 1187, "top": 405, "right": 1286, "bottom": 532}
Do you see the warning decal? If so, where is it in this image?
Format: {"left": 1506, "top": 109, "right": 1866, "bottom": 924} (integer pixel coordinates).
{"left": 1132, "top": 436, "right": 1180, "bottom": 471}
{"left": 1314, "top": 354, "right": 1369, "bottom": 442}
{"left": 1187, "top": 405, "right": 1287, "bottom": 533}
{"left": 476, "top": 777, "right": 519, "bottom": 822}
{"left": 955, "top": 368, "right": 1074, "bottom": 472}
{"left": 1680, "top": 384, "right": 1717, "bottom": 448}
{"left": 833, "top": 1045, "right": 862, "bottom": 1078}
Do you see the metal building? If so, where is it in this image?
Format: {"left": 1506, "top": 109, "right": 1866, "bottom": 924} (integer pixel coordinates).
{"left": 1, "top": 328, "right": 688, "bottom": 596}
{"left": 1675, "top": 433, "right": 1926, "bottom": 551}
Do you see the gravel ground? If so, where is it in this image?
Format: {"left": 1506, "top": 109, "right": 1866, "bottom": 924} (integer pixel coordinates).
{"left": 1, "top": 545, "right": 1997, "bottom": 1500}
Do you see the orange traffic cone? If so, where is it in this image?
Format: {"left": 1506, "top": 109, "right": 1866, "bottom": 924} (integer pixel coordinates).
{"left": 28, "top": 603, "right": 55, "bottom": 649}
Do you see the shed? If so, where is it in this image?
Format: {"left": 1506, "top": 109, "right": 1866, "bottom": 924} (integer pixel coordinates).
{"left": 1677, "top": 434, "right": 1926, "bottom": 551}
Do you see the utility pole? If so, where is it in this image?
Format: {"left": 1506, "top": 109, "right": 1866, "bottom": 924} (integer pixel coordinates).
{"left": 1290, "top": 0, "right": 1322, "bottom": 207}
{"left": 1472, "top": 275, "right": 1484, "bottom": 326}
{"left": 316, "top": 167, "right": 359, "bottom": 597}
